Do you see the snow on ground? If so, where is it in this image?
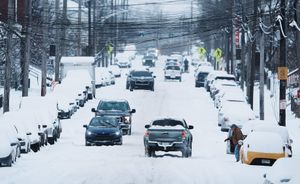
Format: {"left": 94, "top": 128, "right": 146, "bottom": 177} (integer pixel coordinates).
{"left": 0, "top": 55, "right": 299, "bottom": 184}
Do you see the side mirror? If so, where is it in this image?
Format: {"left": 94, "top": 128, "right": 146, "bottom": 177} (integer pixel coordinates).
{"left": 42, "top": 125, "right": 47, "bottom": 128}
{"left": 145, "top": 124, "right": 150, "bottom": 129}
{"left": 263, "top": 174, "right": 266, "bottom": 178}
{"left": 130, "top": 109, "right": 136, "bottom": 113}
{"left": 69, "top": 102, "right": 74, "bottom": 105}
{"left": 26, "top": 132, "right": 32, "bottom": 136}
{"left": 188, "top": 125, "right": 194, "bottom": 130}
{"left": 10, "top": 143, "right": 17, "bottom": 146}
{"left": 91, "top": 108, "right": 96, "bottom": 112}
{"left": 83, "top": 125, "right": 87, "bottom": 128}
{"left": 153, "top": 76, "right": 156, "bottom": 78}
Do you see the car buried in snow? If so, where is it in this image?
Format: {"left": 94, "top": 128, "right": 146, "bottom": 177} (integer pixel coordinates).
{"left": 83, "top": 116, "right": 123, "bottom": 146}
{"left": 144, "top": 118, "right": 193, "bottom": 158}
{"left": 240, "top": 131, "right": 287, "bottom": 166}
{"left": 92, "top": 99, "right": 136, "bottom": 135}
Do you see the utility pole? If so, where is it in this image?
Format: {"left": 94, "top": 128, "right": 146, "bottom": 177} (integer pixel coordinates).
{"left": 3, "top": 0, "right": 14, "bottom": 113}
{"left": 249, "top": 0, "right": 258, "bottom": 109}
{"left": 78, "top": 0, "right": 82, "bottom": 56}
{"left": 240, "top": 0, "right": 245, "bottom": 91}
{"left": 54, "top": 0, "right": 60, "bottom": 81}
{"left": 61, "top": 0, "right": 68, "bottom": 57}
{"left": 294, "top": 0, "right": 300, "bottom": 88}
{"left": 231, "top": 0, "right": 236, "bottom": 75}
{"left": 21, "top": 0, "right": 32, "bottom": 97}
{"left": 279, "top": 0, "right": 287, "bottom": 126}
{"left": 88, "top": 0, "right": 92, "bottom": 56}
{"left": 225, "top": 30, "right": 230, "bottom": 73}
{"left": 41, "top": 0, "right": 49, "bottom": 97}
{"left": 259, "top": 31, "right": 265, "bottom": 120}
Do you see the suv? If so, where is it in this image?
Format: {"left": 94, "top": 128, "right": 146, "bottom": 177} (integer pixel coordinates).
{"left": 126, "top": 70, "right": 155, "bottom": 91}
{"left": 142, "top": 55, "right": 156, "bottom": 67}
{"left": 164, "top": 65, "right": 182, "bottom": 82}
{"left": 92, "top": 99, "right": 136, "bottom": 135}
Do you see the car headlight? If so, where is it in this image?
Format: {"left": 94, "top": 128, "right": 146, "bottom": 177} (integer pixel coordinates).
{"left": 86, "top": 131, "right": 93, "bottom": 136}
{"left": 115, "top": 131, "right": 121, "bottom": 136}
{"left": 124, "top": 116, "right": 130, "bottom": 123}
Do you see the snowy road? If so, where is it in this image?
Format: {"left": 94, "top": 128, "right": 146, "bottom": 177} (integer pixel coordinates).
{"left": 1, "top": 57, "right": 272, "bottom": 184}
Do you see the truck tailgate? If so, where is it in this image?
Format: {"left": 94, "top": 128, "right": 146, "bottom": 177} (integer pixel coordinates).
{"left": 148, "top": 129, "right": 184, "bottom": 143}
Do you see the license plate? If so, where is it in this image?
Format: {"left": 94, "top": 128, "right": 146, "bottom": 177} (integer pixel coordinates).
{"left": 161, "top": 142, "right": 170, "bottom": 146}
{"left": 261, "top": 159, "right": 270, "bottom": 164}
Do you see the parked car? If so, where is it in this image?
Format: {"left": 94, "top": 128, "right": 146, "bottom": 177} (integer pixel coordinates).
{"left": 214, "top": 86, "right": 246, "bottom": 109}
{"left": 218, "top": 100, "right": 256, "bottom": 131}
{"left": 126, "top": 70, "right": 155, "bottom": 91}
{"left": 263, "top": 157, "right": 300, "bottom": 184}
{"left": 194, "top": 66, "right": 213, "bottom": 87}
{"left": 210, "top": 79, "right": 237, "bottom": 99}
{"left": 205, "top": 71, "right": 226, "bottom": 92}
{"left": 164, "top": 65, "right": 182, "bottom": 82}
{"left": 226, "top": 119, "right": 276, "bottom": 154}
{"left": 240, "top": 131, "right": 287, "bottom": 166}
{"left": 83, "top": 116, "right": 123, "bottom": 146}
{"left": 0, "top": 134, "right": 18, "bottom": 167}
{"left": 19, "top": 97, "right": 61, "bottom": 145}
{"left": 108, "top": 65, "right": 121, "bottom": 77}
{"left": 1, "top": 112, "right": 31, "bottom": 153}
{"left": 0, "top": 123, "right": 21, "bottom": 167}
{"left": 95, "top": 67, "right": 114, "bottom": 87}
{"left": 92, "top": 99, "right": 136, "bottom": 135}
{"left": 249, "top": 124, "right": 293, "bottom": 157}
{"left": 144, "top": 118, "right": 193, "bottom": 157}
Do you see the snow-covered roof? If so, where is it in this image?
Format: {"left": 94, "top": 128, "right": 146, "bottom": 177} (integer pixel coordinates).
{"left": 61, "top": 57, "right": 95, "bottom": 65}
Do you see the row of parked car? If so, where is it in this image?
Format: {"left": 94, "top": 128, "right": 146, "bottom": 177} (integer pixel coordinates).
{"left": 0, "top": 96, "right": 62, "bottom": 167}
{"left": 95, "top": 66, "right": 121, "bottom": 88}
{"left": 196, "top": 63, "right": 294, "bottom": 167}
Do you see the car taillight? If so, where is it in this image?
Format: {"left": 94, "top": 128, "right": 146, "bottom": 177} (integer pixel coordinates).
{"left": 181, "top": 131, "right": 187, "bottom": 139}
{"left": 145, "top": 131, "right": 149, "bottom": 137}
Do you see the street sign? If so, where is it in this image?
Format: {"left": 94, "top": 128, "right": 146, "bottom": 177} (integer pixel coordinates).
{"left": 107, "top": 44, "right": 113, "bottom": 56}
{"left": 278, "top": 67, "right": 288, "bottom": 80}
{"left": 213, "top": 48, "right": 222, "bottom": 62}
{"left": 198, "top": 47, "right": 206, "bottom": 57}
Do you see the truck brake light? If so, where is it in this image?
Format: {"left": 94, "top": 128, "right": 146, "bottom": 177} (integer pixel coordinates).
{"left": 181, "top": 131, "right": 187, "bottom": 139}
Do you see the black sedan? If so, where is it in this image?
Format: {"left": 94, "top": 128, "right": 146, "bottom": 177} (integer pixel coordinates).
{"left": 126, "top": 70, "right": 155, "bottom": 91}
{"left": 83, "top": 116, "right": 123, "bottom": 146}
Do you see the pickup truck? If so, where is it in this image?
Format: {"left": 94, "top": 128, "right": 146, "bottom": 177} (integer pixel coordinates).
{"left": 144, "top": 118, "right": 193, "bottom": 157}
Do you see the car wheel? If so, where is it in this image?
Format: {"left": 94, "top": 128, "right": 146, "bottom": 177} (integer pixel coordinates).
{"left": 179, "top": 77, "right": 182, "bottom": 82}
{"left": 116, "top": 138, "right": 123, "bottom": 145}
{"left": 48, "top": 137, "right": 55, "bottom": 145}
{"left": 151, "top": 86, "right": 154, "bottom": 91}
{"left": 31, "top": 143, "right": 39, "bottom": 152}
{"left": 128, "top": 128, "right": 132, "bottom": 135}
{"left": 182, "top": 148, "right": 190, "bottom": 158}
{"left": 85, "top": 141, "right": 91, "bottom": 146}
{"left": 126, "top": 83, "right": 129, "bottom": 89}
{"left": 145, "top": 147, "right": 155, "bottom": 157}
{"left": 7, "top": 157, "right": 12, "bottom": 167}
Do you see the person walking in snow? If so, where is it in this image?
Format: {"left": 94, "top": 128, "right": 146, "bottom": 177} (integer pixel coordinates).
{"left": 184, "top": 58, "right": 189, "bottom": 73}
{"left": 224, "top": 124, "right": 244, "bottom": 162}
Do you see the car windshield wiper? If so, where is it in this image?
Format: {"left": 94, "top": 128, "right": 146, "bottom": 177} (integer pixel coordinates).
{"left": 103, "top": 122, "right": 117, "bottom": 127}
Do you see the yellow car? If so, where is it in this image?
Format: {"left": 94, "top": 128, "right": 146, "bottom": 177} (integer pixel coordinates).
{"left": 240, "top": 131, "right": 286, "bottom": 166}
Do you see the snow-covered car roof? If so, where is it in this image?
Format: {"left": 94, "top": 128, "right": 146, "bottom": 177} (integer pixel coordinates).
{"left": 242, "top": 120, "right": 277, "bottom": 136}
{"left": 243, "top": 131, "right": 284, "bottom": 153}
{"left": 220, "top": 101, "right": 256, "bottom": 120}
{"left": 252, "top": 124, "right": 291, "bottom": 143}
{"left": 264, "top": 157, "right": 300, "bottom": 184}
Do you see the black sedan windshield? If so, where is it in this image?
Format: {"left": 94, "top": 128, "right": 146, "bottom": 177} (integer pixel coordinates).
{"left": 89, "top": 117, "right": 118, "bottom": 127}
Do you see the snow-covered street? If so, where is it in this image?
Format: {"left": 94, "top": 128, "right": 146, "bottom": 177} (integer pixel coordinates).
{"left": 0, "top": 56, "right": 285, "bottom": 184}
